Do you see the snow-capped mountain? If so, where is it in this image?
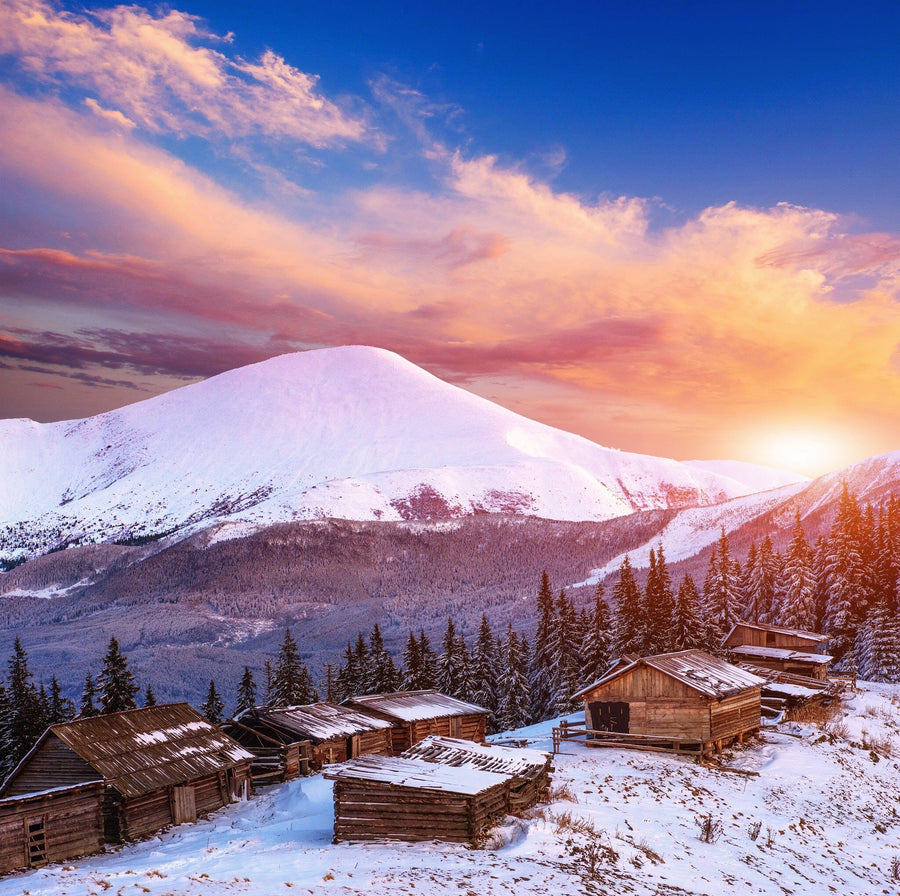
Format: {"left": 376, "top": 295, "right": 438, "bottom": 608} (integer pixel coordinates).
{"left": 0, "top": 346, "right": 806, "bottom": 565}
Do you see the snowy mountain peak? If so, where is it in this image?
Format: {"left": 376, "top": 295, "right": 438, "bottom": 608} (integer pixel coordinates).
{"left": 0, "top": 346, "right": 808, "bottom": 564}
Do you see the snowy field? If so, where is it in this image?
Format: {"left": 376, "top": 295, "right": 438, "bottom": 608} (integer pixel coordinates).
{"left": 5, "top": 682, "right": 900, "bottom": 896}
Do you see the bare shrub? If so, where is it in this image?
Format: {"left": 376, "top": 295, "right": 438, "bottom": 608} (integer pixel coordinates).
{"left": 695, "top": 813, "right": 724, "bottom": 843}
{"left": 825, "top": 719, "right": 850, "bottom": 741}
{"left": 792, "top": 698, "right": 841, "bottom": 727}
{"left": 549, "top": 783, "right": 578, "bottom": 803}
{"left": 551, "top": 810, "right": 598, "bottom": 836}
{"left": 565, "top": 837, "right": 620, "bottom": 878}
{"left": 890, "top": 855, "right": 900, "bottom": 881}
{"left": 633, "top": 836, "right": 664, "bottom": 864}
{"left": 748, "top": 820, "right": 762, "bottom": 842}
{"left": 859, "top": 729, "right": 893, "bottom": 758}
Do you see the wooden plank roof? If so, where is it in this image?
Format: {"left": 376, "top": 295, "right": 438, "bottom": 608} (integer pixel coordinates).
{"left": 345, "top": 690, "right": 489, "bottom": 722}
{"left": 574, "top": 649, "right": 765, "bottom": 700}
{"left": 235, "top": 703, "right": 393, "bottom": 742}
{"left": 22, "top": 704, "right": 253, "bottom": 799}
{"left": 324, "top": 754, "right": 509, "bottom": 796}
{"left": 729, "top": 645, "right": 833, "bottom": 664}
{"left": 724, "top": 621, "right": 829, "bottom": 644}
{"left": 402, "top": 736, "right": 550, "bottom": 778}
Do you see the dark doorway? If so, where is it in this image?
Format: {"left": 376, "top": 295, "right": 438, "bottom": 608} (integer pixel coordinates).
{"left": 589, "top": 701, "right": 630, "bottom": 733}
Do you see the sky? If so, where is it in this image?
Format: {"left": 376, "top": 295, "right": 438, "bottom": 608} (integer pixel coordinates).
{"left": 1, "top": 0, "right": 900, "bottom": 477}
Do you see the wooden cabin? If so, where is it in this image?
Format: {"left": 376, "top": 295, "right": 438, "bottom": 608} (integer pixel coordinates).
{"left": 231, "top": 703, "right": 393, "bottom": 769}
{"left": 326, "top": 755, "right": 510, "bottom": 844}
{"left": 220, "top": 718, "right": 312, "bottom": 787}
{"left": 0, "top": 704, "right": 253, "bottom": 843}
{"left": 572, "top": 649, "right": 764, "bottom": 755}
{"left": 402, "top": 735, "right": 552, "bottom": 814}
{"left": 723, "top": 622, "right": 832, "bottom": 680}
{"left": 343, "top": 690, "right": 489, "bottom": 753}
{"left": 0, "top": 781, "right": 104, "bottom": 875}
{"left": 738, "top": 663, "right": 844, "bottom": 722}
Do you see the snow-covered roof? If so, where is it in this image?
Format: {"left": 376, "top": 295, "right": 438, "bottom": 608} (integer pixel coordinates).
{"left": 730, "top": 645, "right": 833, "bottom": 664}
{"left": 324, "top": 754, "right": 510, "bottom": 796}
{"left": 402, "top": 736, "right": 551, "bottom": 778}
{"left": 345, "top": 690, "right": 489, "bottom": 722}
{"left": 725, "top": 621, "right": 829, "bottom": 643}
{"left": 236, "top": 703, "right": 393, "bottom": 742}
{"left": 4, "top": 704, "right": 253, "bottom": 800}
{"left": 573, "top": 649, "right": 765, "bottom": 700}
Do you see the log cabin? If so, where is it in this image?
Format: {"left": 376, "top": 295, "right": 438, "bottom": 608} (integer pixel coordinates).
{"left": 572, "top": 649, "right": 764, "bottom": 755}
{"left": 723, "top": 622, "right": 832, "bottom": 680}
{"left": 0, "top": 704, "right": 253, "bottom": 843}
{"left": 326, "top": 754, "right": 510, "bottom": 844}
{"left": 402, "top": 735, "right": 552, "bottom": 814}
{"left": 231, "top": 703, "right": 394, "bottom": 768}
{"left": 343, "top": 690, "right": 489, "bottom": 753}
{"left": 0, "top": 781, "right": 104, "bottom": 875}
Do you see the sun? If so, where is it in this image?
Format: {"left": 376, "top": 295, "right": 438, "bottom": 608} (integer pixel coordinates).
{"left": 748, "top": 425, "right": 861, "bottom": 479}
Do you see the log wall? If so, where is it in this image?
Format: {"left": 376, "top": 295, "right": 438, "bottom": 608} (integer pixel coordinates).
{"left": 332, "top": 779, "right": 508, "bottom": 844}
{"left": 351, "top": 729, "right": 393, "bottom": 758}
{"left": 2, "top": 736, "right": 99, "bottom": 797}
{"left": 0, "top": 783, "right": 104, "bottom": 875}
{"left": 709, "top": 690, "right": 762, "bottom": 741}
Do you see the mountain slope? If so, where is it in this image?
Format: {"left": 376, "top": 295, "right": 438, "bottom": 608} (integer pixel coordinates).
{"left": 0, "top": 346, "right": 805, "bottom": 564}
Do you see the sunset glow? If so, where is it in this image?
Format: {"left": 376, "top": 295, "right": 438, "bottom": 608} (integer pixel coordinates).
{"left": 2, "top": 1, "right": 900, "bottom": 476}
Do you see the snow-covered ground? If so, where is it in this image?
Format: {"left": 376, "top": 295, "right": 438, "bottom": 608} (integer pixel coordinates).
{"left": 5, "top": 681, "right": 899, "bottom": 896}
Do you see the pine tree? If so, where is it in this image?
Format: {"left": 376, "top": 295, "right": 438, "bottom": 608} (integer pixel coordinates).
{"left": 79, "top": 672, "right": 99, "bottom": 718}
{"left": 528, "top": 571, "right": 558, "bottom": 722}
{"left": 671, "top": 574, "right": 707, "bottom": 650}
{"left": 201, "top": 679, "right": 225, "bottom": 724}
{"left": 644, "top": 545, "right": 675, "bottom": 653}
{"left": 235, "top": 666, "right": 257, "bottom": 715}
{"left": 272, "top": 629, "right": 317, "bottom": 707}
{"left": 579, "top": 583, "right": 612, "bottom": 686}
{"left": 776, "top": 511, "right": 817, "bottom": 630}
{"left": 550, "top": 589, "right": 581, "bottom": 716}
{"left": 496, "top": 625, "right": 531, "bottom": 732}
{"left": 437, "top": 617, "right": 469, "bottom": 698}
{"left": 4, "top": 638, "right": 47, "bottom": 775}
{"left": 98, "top": 636, "right": 139, "bottom": 715}
{"left": 612, "top": 556, "right": 646, "bottom": 656}
{"left": 417, "top": 630, "right": 438, "bottom": 690}
{"left": 743, "top": 536, "right": 780, "bottom": 624}
{"left": 47, "top": 675, "right": 75, "bottom": 725}
{"left": 402, "top": 631, "right": 423, "bottom": 690}
{"left": 855, "top": 594, "right": 900, "bottom": 683}
{"left": 701, "top": 529, "right": 743, "bottom": 647}
{"left": 368, "top": 623, "right": 402, "bottom": 694}
{"left": 263, "top": 659, "right": 275, "bottom": 705}
{"left": 143, "top": 685, "right": 157, "bottom": 707}
{"left": 471, "top": 614, "right": 499, "bottom": 728}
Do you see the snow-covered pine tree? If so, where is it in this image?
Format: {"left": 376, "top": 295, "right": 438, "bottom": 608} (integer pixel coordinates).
{"left": 418, "top": 630, "right": 438, "bottom": 689}
{"left": 671, "top": 573, "right": 706, "bottom": 651}
{"left": 79, "top": 671, "right": 99, "bottom": 718}
{"left": 528, "top": 571, "right": 557, "bottom": 722}
{"left": 550, "top": 589, "right": 581, "bottom": 717}
{"left": 471, "top": 614, "right": 499, "bottom": 729}
{"left": 143, "top": 685, "right": 157, "bottom": 707}
{"left": 235, "top": 666, "right": 257, "bottom": 715}
{"left": 776, "top": 511, "right": 817, "bottom": 631}
{"left": 644, "top": 545, "right": 675, "bottom": 653}
{"left": 855, "top": 593, "right": 900, "bottom": 683}
{"left": 201, "top": 679, "right": 225, "bottom": 724}
{"left": 579, "top": 583, "right": 612, "bottom": 687}
{"left": 701, "top": 529, "right": 743, "bottom": 648}
{"left": 823, "top": 485, "right": 872, "bottom": 666}
{"left": 437, "top": 617, "right": 467, "bottom": 698}
{"left": 402, "top": 631, "right": 423, "bottom": 690}
{"left": 368, "top": 623, "right": 402, "bottom": 694}
{"left": 98, "top": 636, "right": 139, "bottom": 715}
{"left": 272, "top": 629, "right": 317, "bottom": 707}
{"left": 496, "top": 624, "right": 531, "bottom": 732}
{"left": 612, "top": 555, "right": 646, "bottom": 656}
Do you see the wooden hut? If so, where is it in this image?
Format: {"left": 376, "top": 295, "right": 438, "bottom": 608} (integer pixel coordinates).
{"left": 402, "top": 735, "right": 551, "bottom": 814}
{"left": 0, "top": 781, "right": 104, "bottom": 875}
{"left": 326, "top": 755, "right": 510, "bottom": 843}
{"left": 738, "top": 663, "right": 844, "bottom": 722}
{"left": 343, "top": 690, "right": 489, "bottom": 753}
{"left": 0, "top": 704, "right": 253, "bottom": 843}
{"left": 723, "top": 622, "right": 832, "bottom": 680}
{"left": 230, "top": 704, "right": 393, "bottom": 769}
{"left": 572, "top": 649, "right": 764, "bottom": 755}
{"left": 220, "top": 718, "right": 312, "bottom": 787}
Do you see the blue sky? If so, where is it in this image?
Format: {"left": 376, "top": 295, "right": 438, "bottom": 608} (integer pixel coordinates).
{"left": 1, "top": 0, "right": 900, "bottom": 475}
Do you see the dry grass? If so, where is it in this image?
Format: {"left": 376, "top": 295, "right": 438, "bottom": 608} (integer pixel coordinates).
{"left": 792, "top": 697, "right": 842, "bottom": 727}
{"left": 550, "top": 810, "right": 600, "bottom": 837}
{"left": 548, "top": 783, "right": 579, "bottom": 803}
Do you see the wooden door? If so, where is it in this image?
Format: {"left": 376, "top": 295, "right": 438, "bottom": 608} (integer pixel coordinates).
{"left": 450, "top": 716, "right": 463, "bottom": 737}
{"left": 173, "top": 785, "right": 196, "bottom": 825}
{"left": 25, "top": 816, "right": 46, "bottom": 867}
{"left": 589, "top": 701, "right": 630, "bottom": 733}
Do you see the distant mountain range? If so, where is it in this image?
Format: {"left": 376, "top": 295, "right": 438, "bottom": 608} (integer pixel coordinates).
{"left": 0, "top": 345, "right": 806, "bottom": 567}
{"left": 2, "top": 345, "right": 899, "bottom": 704}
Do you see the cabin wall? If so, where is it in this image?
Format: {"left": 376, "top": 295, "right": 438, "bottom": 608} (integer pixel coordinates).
{"left": 350, "top": 729, "right": 393, "bottom": 758}
{"left": 2, "top": 736, "right": 99, "bottom": 797}
{"left": 726, "top": 626, "right": 820, "bottom": 650}
{"left": 709, "top": 690, "right": 761, "bottom": 741}
{"left": 312, "top": 738, "right": 347, "bottom": 767}
{"left": 0, "top": 783, "right": 104, "bottom": 875}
